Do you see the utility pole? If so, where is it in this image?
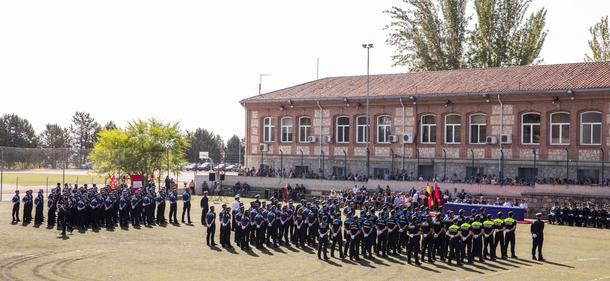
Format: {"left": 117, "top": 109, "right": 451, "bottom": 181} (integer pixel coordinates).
{"left": 362, "top": 43, "right": 373, "bottom": 179}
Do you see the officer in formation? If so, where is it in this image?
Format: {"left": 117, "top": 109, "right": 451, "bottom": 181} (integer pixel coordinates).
{"left": 531, "top": 212, "right": 545, "bottom": 261}
{"left": 200, "top": 196, "right": 524, "bottom": 266}
{"left": 10, "top": 182, "right": 206, "bottom": 236}
{"left": 548, "top": 202, "right": 609, "bottom": 229}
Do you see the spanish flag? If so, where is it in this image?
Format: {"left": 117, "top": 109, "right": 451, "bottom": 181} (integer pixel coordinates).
{"left": 426, "top": 182, "right": 434, "bottom": 208}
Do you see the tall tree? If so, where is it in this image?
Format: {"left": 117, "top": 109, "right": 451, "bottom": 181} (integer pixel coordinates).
{"left": 386, "top": 0, "right": 469, "bottom": 70}
{"left": 0, "top": 114, "right": 38, "bottom": 148}
{"left": 39, "top": 124, "right": 70, "bottom": 168}
{"left": 69, "top": 112, "right": 101, "bottom": 165}
{"left": 386, "top": 0, "right": 547, "bottom": 71}
{"left": 585, "top": 16, "right": 610, "bottom": 62}
{"left": 185, "top": 128, "right": 224, "bottom": 163}
{"left": 225, "top": 135, "right": 244, "bottom": 165}
{"left": 89, "top": 119, "right": 189, "bottom": 180}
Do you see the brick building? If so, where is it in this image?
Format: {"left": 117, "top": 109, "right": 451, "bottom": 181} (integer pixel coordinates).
{"left": 240, "top": 62, "right": 610, "bottom": 184}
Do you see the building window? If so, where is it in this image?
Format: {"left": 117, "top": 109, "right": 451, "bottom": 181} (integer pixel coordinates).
{"left": 280, "top": 117, "right": 293, "bottom": 143}
{"left": 581, "top": 111, "right": 601, "bottom": 145}
{"left": 336, "top": 116, "right": 350, "bottom": 143}
{"left": 445, "top": 114, "right": 461, "bottom": 144}
{"left": 356, "top": 116, "right": 369, "bottom": 143}
{"left": 263, "top": 117, "right": 275, "bottom": 143}
{"left": 420, "top": 115, "right": 436, "bottom": 144}
{"left": 299, "top": 117, "right": 312, "bottom": 143}
{"left": 469, "top": 114, "right": 487, "bottom": 144}
{"left": 377, "top": 115, "right": 392, "bottom": 143}
{"left": 522, "top": 113, "right": 541, "bottom": 144}
{"left": 550, "top": 112, "right": 570, "bottom": 145}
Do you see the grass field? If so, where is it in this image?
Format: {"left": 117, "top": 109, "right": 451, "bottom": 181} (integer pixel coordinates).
{"left": 1, "top": 197, "right": 610, "bottom": 281}
{"left": 0, "top": 172, "right": 107, "bottom": 187}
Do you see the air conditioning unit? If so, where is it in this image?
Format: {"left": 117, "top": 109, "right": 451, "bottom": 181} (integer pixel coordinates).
{"left": 388, "top": 135, "right": 398, "bottom": 143}
{"left": 323, "top": 136, "right": 332, "bottom": 143}
{"left": 402, "top": 133, "right": 414, "bottom": 144}
{"left": 307, "top": 136, "right": 318, "bottom": 143}
{"left": 500, "top": 134, "right": 513, "bottom": 144}
{"left": 486, "top": 136, "right": 497, "bottom": 144}
{"left": 259, "top": 143, "right": 269, "bottom": 152}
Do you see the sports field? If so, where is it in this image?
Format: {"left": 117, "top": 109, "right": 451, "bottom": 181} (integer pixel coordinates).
{"left": 1, "top": 197, "right": 609, "bottom": 281}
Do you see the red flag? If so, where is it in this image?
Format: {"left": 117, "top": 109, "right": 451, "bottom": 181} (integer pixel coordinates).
{"left": 434, "top": 182, "right": 442, "bottom": 207}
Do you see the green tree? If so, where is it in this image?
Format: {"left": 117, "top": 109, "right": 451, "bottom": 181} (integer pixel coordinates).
{"left": 186, "top": 128, "right": 224, "bottom": 163}
{"left": 386, "top": 0, "right": 547, "bottom": 70}
{"left": 386, "top": 0, "right": 469, "bottom": 70}
{"left": 585, "top": 16, "right": 610, "bottom": 62}
{"left": 103, "top": 121, "right": 118, "bottom": 130}
{"left": 69, "top": 112, "right": 101, "bottom": 165}
{"left": 39, "top": 124, "right": 71, "bottom": 168}
{"left": 0, "top": 114, "right": 38, "bottom": 148}
{"left": 225, "top": 135, "right": 244, "bottom": 164}
{"left": 89, "top": 119, "right": 189, "bottom": 181}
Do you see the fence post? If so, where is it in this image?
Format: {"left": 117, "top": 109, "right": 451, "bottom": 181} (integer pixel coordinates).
{"left": 16, "top": 176, "right": 19, "bottom": 191}
{"left": 46, "top": 176, "right": 49, "bottom": 195}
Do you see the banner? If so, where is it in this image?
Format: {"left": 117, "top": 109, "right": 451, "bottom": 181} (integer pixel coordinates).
{"left": 130, "top": 175, "right": 144, "bottom": 190}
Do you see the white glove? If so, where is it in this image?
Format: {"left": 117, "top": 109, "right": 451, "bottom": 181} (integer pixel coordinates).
{"left": 532, "top": 234, "right": 537, "bottom": 238}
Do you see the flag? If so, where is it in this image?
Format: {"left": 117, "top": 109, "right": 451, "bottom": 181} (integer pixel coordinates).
{"left": 110, "top": 175, "right": 117, "bottom": 190}
{"left": 426, "top": 182, "right": 434, "bottom": 208}
{"left": 434, "top": 182, "right": 442, "bottom": 207}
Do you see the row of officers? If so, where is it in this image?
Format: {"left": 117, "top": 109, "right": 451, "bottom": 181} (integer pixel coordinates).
{"left": 203, "top": 195, "right": 546, "bottom": 264}
{"left": 11, "top": 183, "right": 195, "bottom": 235}
{"left": 548, "top": 202, "right": 610, "bottom": 228}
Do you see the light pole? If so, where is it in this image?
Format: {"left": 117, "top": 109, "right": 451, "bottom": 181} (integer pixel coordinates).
{"left": 163, "top": 141, "right": 173, "bottom": 178}
{"left": 362, "top": 43, "right": 373, "bottom": 179}
{"left": 258, "top": 74, "right": 272, "bottom": 95}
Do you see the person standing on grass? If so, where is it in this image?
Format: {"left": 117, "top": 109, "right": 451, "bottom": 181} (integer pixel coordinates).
{"left": 11, "top": 190, "right": 20, "bottom": 223}
{"left": 206, "top": 206, "right": 217, "bottom": 246}
{"left": 181, "top": 188, "right": 192, "bottom": 224}
{"left": 531, "top": 212, "right": 545, "bottom": 261}
{"left": 201, "top": 191, "right": 209, "bottom": 225}
{"left": 22, "top": 189, "right": 33, "bottom": 225}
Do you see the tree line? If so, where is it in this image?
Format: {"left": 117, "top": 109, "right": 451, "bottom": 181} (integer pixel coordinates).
{"left": 0, "top": 112, "right": 243, "bottom": 170}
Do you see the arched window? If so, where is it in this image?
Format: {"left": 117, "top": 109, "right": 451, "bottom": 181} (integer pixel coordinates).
{"left": 336, "top": 116, "right": 350, "bottom": 143}
{"left": 420, "top": 115, "right": 436, "bottom": 144}
{"left": 356, "top": 116, "right": 369, "bottom": 143}
{"left": 377, "top": 115, "right": 392, "bottom": 143}
{"left": 469, "top": 114, "right": 487, "bottom": 144}
{"left": 445, "top": 114, "right": 461, "bottom": 144}
{"left": 550, "top": 112, "right": 570, "bottom": 145}
{"left": 522, "top": 113, "right": 541, "bottom": 144}
{"left": 299, "top": 117, "right": 312, "bottom": 143}
{"left": 580, "top": 111, "right": 601, "bottom": 145}
{"left": 280, "top": 117, "right": 293, "bottom": 143}
{"left": 263, "top": 117, "right": 275, "bottom": 143}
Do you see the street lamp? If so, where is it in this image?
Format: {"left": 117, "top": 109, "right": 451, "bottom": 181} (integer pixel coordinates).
{"left": 362, "top": 43, "right": 373, "bottom": 178}
{"left": 258, "top": 74, "right": 272, "bottom": 95}
{"left": 163, "top": 141, "right": 173, "bottom": 178}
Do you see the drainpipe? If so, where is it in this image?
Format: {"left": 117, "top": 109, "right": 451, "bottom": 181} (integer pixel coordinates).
{"left": 497, "top": 94, "right": 504, "bottom": 181}
{"left": 601, "top": 148, "right": 605, "bottom": 185}
{"left": 399, "top": 97, "right": 406, "bottom": 172}
{"left": 317, "top": 100, "right": 323, "bottom": 176}
{"left": 280, "top": 149, "right": 284, "bottom": 178}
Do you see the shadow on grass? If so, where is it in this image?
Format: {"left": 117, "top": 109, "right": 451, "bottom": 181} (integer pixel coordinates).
{"left": 430, "top": 262, "right": 456, "bottom": 271}
{"left": 258, "top": 247, "right": 274, "bottom": 256}
{"left": 367, "top": 256, "right": 390, "bottom": 267}
{"left": 460, "top": 264, "right": 485, "bottom": 274}
{"left": 418, "top": 264, "right": 441, "bottom": 273}
{"left": 57, "top": 235, "right": 70, "bottom": 240}
{"left": 494, "top": 259, "right": 519, "bottom": 268}
{"left": 355, "top": 258, "right": 376, "bottom": 269}
{"left": 544, "top": 260, "right": 574, "bottom": 268}
{"left": 209, "top": 245, "right": 222, "bottom": 252}
{"left": 244, "top": 249, "right": 259, "bottom": 257}
{"left": 225, "top": 247, "right": 239, "bottom": 255}
{"left": 323, "top": 259, "right": 343, "bottom": 267}
{"left": 380, "top": 255, "right": 405, "bottom": 265}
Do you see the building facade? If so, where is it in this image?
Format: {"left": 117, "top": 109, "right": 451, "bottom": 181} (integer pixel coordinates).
{"left": 241, "top": 62, "right": 610, "bottom": 184}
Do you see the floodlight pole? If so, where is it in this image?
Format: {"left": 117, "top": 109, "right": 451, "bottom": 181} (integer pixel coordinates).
{"left": 362, "top": 43, "right": 373, "bottom": 179}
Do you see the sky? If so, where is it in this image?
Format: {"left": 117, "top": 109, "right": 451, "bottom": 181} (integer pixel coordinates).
{"left": 0, "top": 0, "right": 608, "bottom": 141}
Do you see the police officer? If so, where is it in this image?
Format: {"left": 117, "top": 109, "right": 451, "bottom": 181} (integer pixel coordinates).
{"left": 503, "top": 211, "right": 517, "bottom": 258}
{"left": 447, "top": 218, "right": 462, "bottom": 266}
{"left": 460, "top": 218, "right": 472, "bottom": 264}
{"left": 34, "top": 189, "right": 44, "bottom": 226}
{"left": 330, "top": 215, "right": 344, "bottom": 259}
{"left": 494, "top": 212, "right": 507, "bottom": 259}
{"left": 406, "top": 215, "right": 421, "bottom": 265}
{"left": 531, "top": 212, "right": 545, "bottom": 261}
{"left": 47, "top": 191, "right": 57, "bottom": 228}
{"left": 420, "top": 215, "right": 433, "bottom": 263}
{"left": 11, "top": 190, "right": 20, "bottom": 223}
{"left": 432, "top": 213, "right": 445, "bottom": 262}
{"left": 181, "top": 189, "right": 192, "bottom": 224}
{"left": 119, "top": 193, "right": 129, "bottom": 228}
{"left": 22, "top": 190, "right": 33, "bottom": 225}
{"left": 200, "top": 191, "right": 209, "bottom": 225}
{"left": 317, "top": 216, "right": 330, "bottom": 260}
{"left": 471, "top": 215, "right": 484, "bottom": 262}
{"left": 169, "top": 190, "right": 178, "bottom": 224}
{"left": 205, "top": 206, "right": 217, "bottom": 246}
{"left": 362, "top": 214, "right": 375, "bottom": 258}
{"left": 220, "top": 206, "right": 233, "bottom": 248}
{"left": 348, "top": 215, "right": 361, "bottom": 261}
{"left": 155, "top": 191, "right": 165, "bottom": 225}
{"left": 240, "top": 210, "right": 251, "bottom": 251}
{"left": 483, "top": 214, "right": 495, "bottom": 260}
{"left": 254, "top": 208, "right": 265, "bottom": 249}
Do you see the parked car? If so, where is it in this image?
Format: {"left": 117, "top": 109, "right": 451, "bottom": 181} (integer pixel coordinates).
{"left": 225, "top": 164, "right": 236, "bottom": 171}
{"left": 213, "top": 163, "right": 226, "bottom": 171}
{"left": 182, "top": 163, "right": 197, "bottom": 171}
{"left": 81, "top": 163, "right": 94, "bottom": 169}
{"left": 197, "top": 162, "right": 212, "bottom": 171}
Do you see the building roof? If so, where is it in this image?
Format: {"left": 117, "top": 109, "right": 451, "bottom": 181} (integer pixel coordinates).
{"left": 241, "top": 62, "right": 610, "bottom": 104}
